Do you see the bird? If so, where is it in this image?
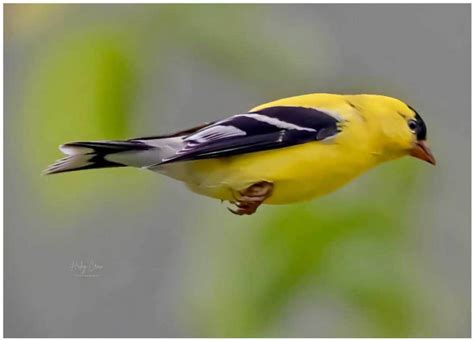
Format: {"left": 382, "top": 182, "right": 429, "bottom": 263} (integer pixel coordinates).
{"left": 44, "top": 93, "right": 435, "bottom": 215}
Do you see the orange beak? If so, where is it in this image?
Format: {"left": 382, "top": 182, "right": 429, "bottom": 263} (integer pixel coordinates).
{"left": 410, "top": 140, "right": 436, "bottom": 165}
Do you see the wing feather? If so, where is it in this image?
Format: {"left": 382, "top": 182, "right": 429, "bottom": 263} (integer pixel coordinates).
{"left": 152, "top": 106, "right": 341, "bottom": 166}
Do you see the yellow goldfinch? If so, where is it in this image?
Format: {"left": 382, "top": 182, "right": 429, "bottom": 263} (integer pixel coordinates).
{"left": 44, "top": 93, "right": 435, "bottom": 215}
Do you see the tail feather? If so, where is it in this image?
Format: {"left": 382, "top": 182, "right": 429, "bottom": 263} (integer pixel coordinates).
{"left": 43, "top": 140, "right": 153, "bottom": 175}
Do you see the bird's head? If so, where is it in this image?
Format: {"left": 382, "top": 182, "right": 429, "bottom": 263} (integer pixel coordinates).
{"left": 353, "top": 95, "right": 436, "bottom": 165}
{"left": 403, "top": 105, "right": 436, "bottom": 166}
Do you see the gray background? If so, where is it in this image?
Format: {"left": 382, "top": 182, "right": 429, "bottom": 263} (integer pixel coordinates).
{"left": 4, "top": 4, "right": 471, "bottom": 337}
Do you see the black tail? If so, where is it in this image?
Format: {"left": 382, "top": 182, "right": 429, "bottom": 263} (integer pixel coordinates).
{"left": 43, "top": 140, "right": 152, "bottom": 175}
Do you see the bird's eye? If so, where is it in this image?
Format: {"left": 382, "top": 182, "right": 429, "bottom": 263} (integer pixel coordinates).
{"left": 408, "top": 119, "right": 418, "bottom": 132}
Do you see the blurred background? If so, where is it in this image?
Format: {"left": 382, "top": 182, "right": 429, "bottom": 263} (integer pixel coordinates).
{"left": 4, "top": 4, "right": 470, "bottom": 337}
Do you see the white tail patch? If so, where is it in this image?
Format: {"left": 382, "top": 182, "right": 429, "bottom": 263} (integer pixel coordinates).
{"left": 59, "top": 144, "right": 94, "bottom": 156}
{"left": 42, "top": 154, "right": 94, "bottom": 175}
{"left": 42, "top": 144, "right": 96, "bottom": 175}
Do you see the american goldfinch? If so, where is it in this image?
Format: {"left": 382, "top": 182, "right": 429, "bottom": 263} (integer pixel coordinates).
{"left": 44, "top": 93, "right": 435, "bottom": 215}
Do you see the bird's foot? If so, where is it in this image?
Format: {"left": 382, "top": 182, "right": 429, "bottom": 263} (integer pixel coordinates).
{"left": 227, "top": 181, "right": 273, "bottom": 215}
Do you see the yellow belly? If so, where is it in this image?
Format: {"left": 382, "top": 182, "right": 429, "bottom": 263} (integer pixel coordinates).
{"left": 158, "top": 140, "right": 379, "bottom": 204}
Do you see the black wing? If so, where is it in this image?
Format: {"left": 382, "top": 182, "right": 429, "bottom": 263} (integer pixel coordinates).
{"left": 157, "top": 106, "right": 341, "bottom": 165}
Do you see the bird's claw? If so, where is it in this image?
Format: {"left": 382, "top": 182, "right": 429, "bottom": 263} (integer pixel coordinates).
{"left": 227, "top": 181, "right": 273, "bottom": 215}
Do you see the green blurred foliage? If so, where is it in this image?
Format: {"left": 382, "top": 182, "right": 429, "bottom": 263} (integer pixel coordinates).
{"left": 186, "top": 160, "right": 429, "bottom": 337}
{"left": 18, "top": 29, "right": 138, "bottom": 213}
